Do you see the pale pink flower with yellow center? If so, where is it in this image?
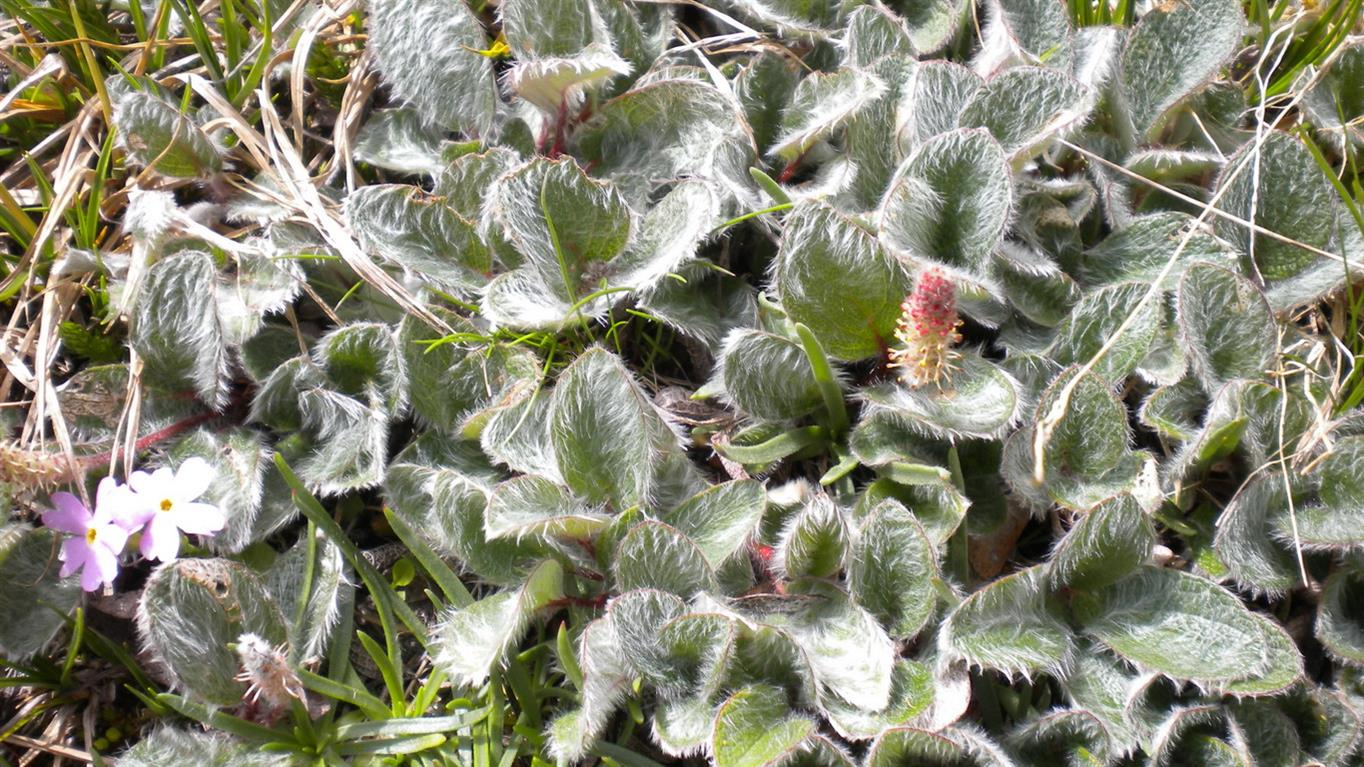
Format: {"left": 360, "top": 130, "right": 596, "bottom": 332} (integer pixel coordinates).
{"left": 123, "top": 457, "right": 225, "bottom": 562}
{"left": 41, "top": 479, "right": 132, "bottom": 591}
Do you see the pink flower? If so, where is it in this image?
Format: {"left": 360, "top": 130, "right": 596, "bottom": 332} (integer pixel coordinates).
{"left": 888, "top": 268, "right": 963, "bottom": 388}
{"left": 123, "top": 457, "right": 226, "bottom": 562}
{"left": 40, "top": 479, "right": 132, "bottom": 591}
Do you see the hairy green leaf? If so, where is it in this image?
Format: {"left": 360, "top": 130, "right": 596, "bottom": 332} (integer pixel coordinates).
{"left": 1006, "top": 709, "right": 1111, "bottom": 767}
{"left": 1059, "top": 641, "right": 1149, "bottom": 751}
{"left": 295, "top": 387, "right": 389, "bottom": 495}
{"left": 492, "top": 158, "right": 633, "bottom": 308}
{"left": 848, "top": 500, "right": 937, "bottom": 639}
{"left": 265, "top": 533, "right": 350, "bottom": 662}
{"left": 1072, "top": 567, "right": 1286, "bottom": 686}
{"left": 138, "top": 558, "right": 288, "bottom": 705}
{"left": 0, "top": 526, "right": 81, "bottom": 661}
{"left": 345, "top": 185, "right": 491, "bottom": 295}
{"left": 896, "top": 60, "right": 982, "bottom": 150}
{"left": 613, "top": 521, "right": 717, "bottom": 596}
{"left": 777, "top": 583, "right": 896, "bottom": 712}
{"left": 402, "top": 316, "right": 540, "bottom": 432}
{"left": 772, "top": 68, "right": 886, "bottom": 161}
{"left": 1273, "top": 437, "right": 1364, "bottom": 552}
{"left": 550, "top": 348, "right": 681, "bottom": 507}
{"left": 1049, "top": 494, "right": 1155, "bottom": 592}
{"left": 1048, "top": 282, "right": 1162, "bottom": 383}
{"left": 1220, "top": 613, "right": 1303, "bottom": 697}
{"left": 1178, "top": 264, "right": 1276, "bottom": 392}
{"left": 959, "top": 66, "right": 1088, "bottom": 161}
{"left": 116, "top": 727, "right": 288, "bottom": 767}
{"left": 615, "top": 620, "right": 740, "bottom": 749}
{"left": 777, "top": 494, "right": 849, "bottom": 580}
{"left": 485, "top": 475, "right": 609, "bottom": 542}
{"left": 861, "top": 353, "right": 1022, "bottom": 441}
{"left": 942, "top": 565, "right": 1073, "bottom": 677}
{"left": 611, "top": 181, "right": 717, "bottom": 290}
{"left": 774, "top": 200, "right": 913, "bottom": 360}
{"left": 1119, "top": 0, "right": 1243, "bottom": 140}
{"left": 861, "top": 483, "right": 969, "bottom": 546}
{"left": 1214, "top": 132, "right": 1344, "bottom": 310}
{"left": 433, "top": 559, "right": 564, "bottom": 685}
{"left": 368, "top": 0, "right": 496, "bottom": 133}
{"left": 844, "top": 6, "right": 915, "bottom": 66}
{"left": 353, "top": 108, "right": 448, "bottom": 176}
{"left": 548, "top": 615, "right": 633, "bottom": 762}
{"left": 1318, "top": 566, "right": 1364, "bottom": 666}
{"left": 712, "top": 685, "right": 817, "bottom": 767}
{"left": 579, "top": 79, "right": 754, "bottom": 201}
{"left": 865, "top": 727, "right": 966, "bottom": 767}
{"left": 114, "top": 91, "right": 221, "bottom": 178}
{"left": 719, "top": 329, "right": 825, "bottom": 422}
{"left": 880, "top": 128, "right": 1012, "bottom": 276}
{"left": 720, "top": 0, "right": 842, "bottom": 35}
{"left": 315, "top": 322, "right": 407, "bottom": 412}
{"left": 1083, "top": 212, "right": 1241, "bottom": 290}
{"left": 473, "top": 386, "right": 562, "bottom": 483}
{"left": 663, "top": 480, "right": 766, "bottom": 568}
{"left": 505, "top": 44, "right": 631, "bottom": 113}
{"left": 897, "top": 0, "right": 968, "bottom": 54}
{"left": 1022, "top": 367, "right": 1154, "bottom": 510}
{"left": 1213, "top": 476, "right": 1301, "bottom": 597}
{"left": 992, "top": 242, "right": 1081, "bottom": 327}
{"left": 976, "top": 0, "right": 1073, "bottom": 75}
{"left": 133, "top": 251, "right": 228, "bottom": 408}
{"left": 385, "top": 450, "right": 542, "bottom": 587}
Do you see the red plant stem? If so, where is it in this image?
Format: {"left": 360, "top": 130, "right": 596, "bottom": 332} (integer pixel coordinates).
{"left": 547, "top": 97, "right": 570, "bottom": 159}
{"left": 545, "top": 595, "right": 608, "bottom": 610}
{"left": 777, "top": 146, "right": 814, "bottom": 183}
{"left": 75, "top": 410, "right": 220, "bottom": 472}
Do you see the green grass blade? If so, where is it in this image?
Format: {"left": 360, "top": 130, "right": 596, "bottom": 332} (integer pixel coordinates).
{"left": 385, "top": 506, "right": 474, "bottom": 607}
{"left": 297, "top": 668, "right": 391, "bottom": 721}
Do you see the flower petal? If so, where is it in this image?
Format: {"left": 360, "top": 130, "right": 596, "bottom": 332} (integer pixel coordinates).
{"left": 94, "top": 476, "right": 121, "bottom": 508}
{"left": 41, "top": 492, "right": 90, "bottom": 534}
{"left": 59, "top": 538, "right": 89, "bottom": 578}
{"left": 79, "top": 564, "right": 102, "bottom": 591}
{"left": 96, "top": 521, "right": 130, "bottom": 554}
{"left": 87, "top": 545, "right": 119, "bottom": 590}
{"left": 125, "top": 468, "right": 154, "bottom": 493}
{"left": 95, "top": 477, "right": 149, "bottom": 530}
{"left": 173, "top": 502, "right": 227, "bottom": 535}
{"left": 129, "top": 467, "right": 175, "bottom": 498}
{"left": 172, "top": 457, "right": 216, "bottom": 502}
{"left": 140, "top": 513, "right": 181, "bottom": 562}
{"left": 79, "top": 555, "right": 106, "bottom": 590}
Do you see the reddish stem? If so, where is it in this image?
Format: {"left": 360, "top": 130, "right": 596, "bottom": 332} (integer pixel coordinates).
{"left": 545, "top": 594, "right": 608, "bottom": 610}
{"left": 777, "top": 146, "right": 814, "bottom": 184}
{"left": 547, "top": 97, "right": 570, "bottom": 159}
{"left": 76, "top": 410, "right": 220, "bottom": 472}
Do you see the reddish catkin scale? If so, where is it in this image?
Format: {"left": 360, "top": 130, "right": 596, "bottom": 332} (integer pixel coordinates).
{"left": 887, "top": 269, "right": 963, "bottom": 388}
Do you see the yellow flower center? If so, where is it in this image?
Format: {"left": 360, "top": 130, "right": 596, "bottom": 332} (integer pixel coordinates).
{"left": 85, "top": 528, "right": 97, "bottom": 543}
{"left": 160, "top": 499, "right": 173, "bottom": 512}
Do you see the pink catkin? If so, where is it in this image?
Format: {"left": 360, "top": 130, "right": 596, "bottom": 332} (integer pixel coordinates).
{"left": 888, "top": 269, "right": 963, "bottom": 388}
